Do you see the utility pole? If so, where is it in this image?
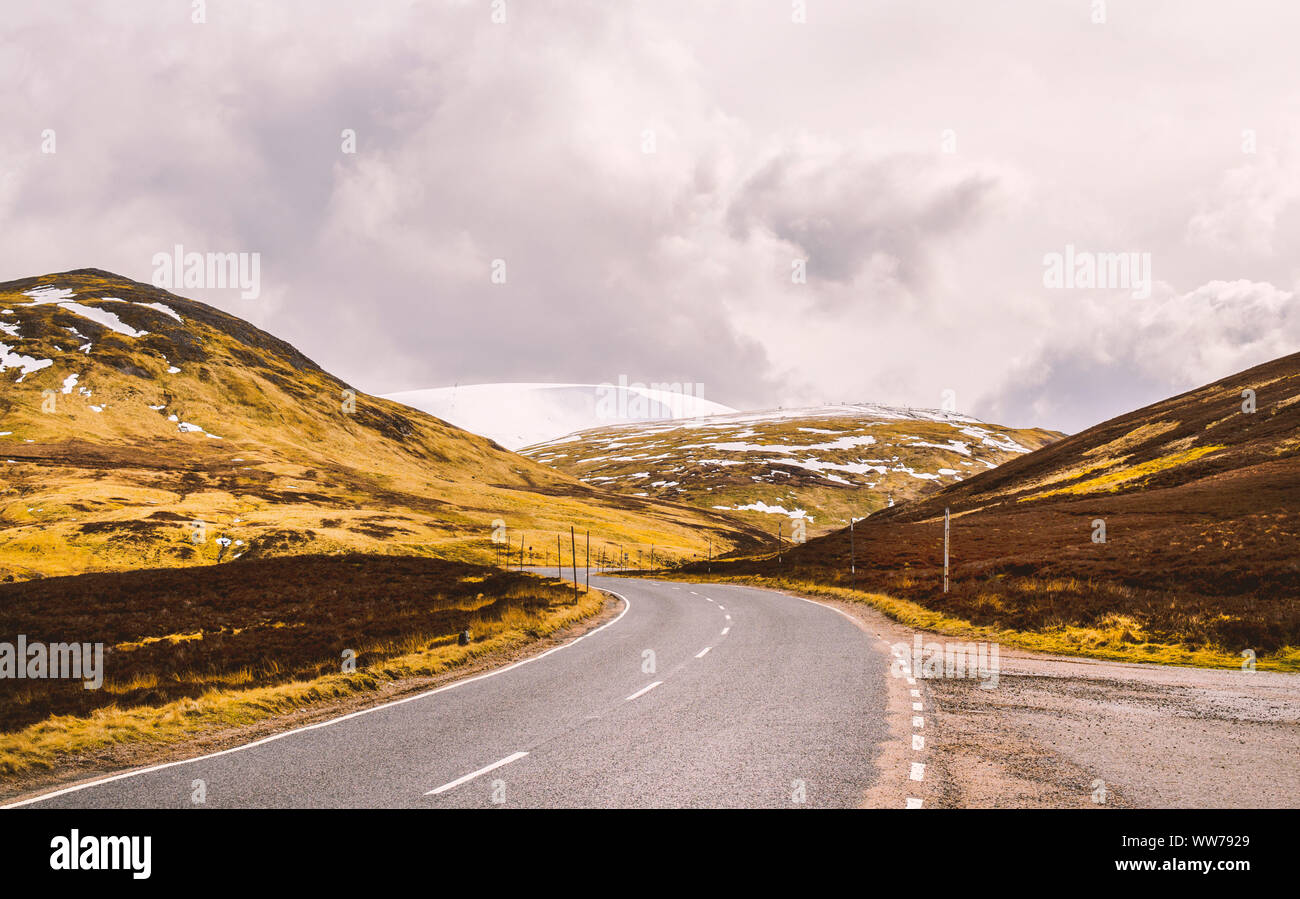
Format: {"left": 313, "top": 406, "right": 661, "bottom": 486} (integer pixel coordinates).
{"left": 570, "top": 526, "right": 578, "bottom": 599}
{"left": 585, "top": 530, "right": 590, "bottom": 591}
{"left": 943, "top": 506, "right": 950, "bottom": 594}
{"left": 557, "top": 535, "right": 562, "bottom": 580}
{"left": 777, "top": 521, "right": 782, "bottom": 565}
{"left": 707, "top": 535, "right": 712, "bottom": 574}
{"left": 519, "top": 534, "right": 525, "bottom": 570}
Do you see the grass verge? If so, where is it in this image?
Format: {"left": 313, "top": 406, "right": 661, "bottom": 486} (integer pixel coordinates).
{"left": 0, "top": 575, "right": 605, "bottom": 779}
{"left": 643, "top": 571, "right": 1300, "bottom": 672}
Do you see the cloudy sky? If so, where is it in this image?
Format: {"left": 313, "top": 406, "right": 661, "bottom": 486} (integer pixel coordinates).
{"left": 4, "top": 0, "right": 1300, "bottom": 433}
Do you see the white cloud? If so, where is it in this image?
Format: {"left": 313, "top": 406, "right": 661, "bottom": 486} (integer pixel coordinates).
{"left": 1187, "top": 150, "right": 1300, "bottom": 255}
{"left": 981, "top": 280, "right": 1299, "bottom": 432}
{"left": 2, "top": 0, "right": 1300, "bottom": 434}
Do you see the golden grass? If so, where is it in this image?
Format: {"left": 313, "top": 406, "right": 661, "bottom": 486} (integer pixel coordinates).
{"left": 0, "top": 587, "right": 606, "bottom": 778}
{"left": 647, "top": 572, "right": 1300, "bottom": 673}
{"left": 1026, "top": 444, "right": 1224, "bottom": 500}
{"left": 0, "top": 273, "right": 763, "bottom": 581}
{"left": 1080, "top": 420, "right": 1181, "bottom": 458}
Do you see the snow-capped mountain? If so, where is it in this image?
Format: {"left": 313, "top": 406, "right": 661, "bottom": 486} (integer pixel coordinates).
{"left": 383, "top": 382, "right": 736, "bottom": 450}
{"left": 521, "top": 403, "right": 1063, "bottom": 536}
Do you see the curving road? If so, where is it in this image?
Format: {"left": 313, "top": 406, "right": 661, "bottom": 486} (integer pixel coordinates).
{"left": 11, "top": 577, "right": 888, "bottom": 809}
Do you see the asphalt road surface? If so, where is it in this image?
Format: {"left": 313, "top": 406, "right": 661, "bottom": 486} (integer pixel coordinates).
{"left": 14, "top": 577, "right": 887, "bottom": 809}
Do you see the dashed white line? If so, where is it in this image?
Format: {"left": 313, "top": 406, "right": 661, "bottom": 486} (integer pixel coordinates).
{"left": 912, "top": 702, "right": 923, "bottom": 711}
{"left": 695, "top": 646, "right": 712, "bottom": 659}
{"left": 426, "top": 751, "right": 528, "bottom": 795}
{"left": 909, "top": 689, "right": 920, "bottom": 698}
{"left": 912, "top": 734, "right": 925, "bottom": 750}
{"left": 725, "top": 614, "right": 731, "bottom": 621}
{"left": 912, "top": 716, "right": 924, "bottom": 728}
{"left": 910, "top": 762, "right": 926, "bottom": 782}
{"left": 906, "top": 797, "right": 923, "bottom": 809}
{"left": 717, "top": 605, "right": 725, "bottom": 610}
{"left": 625, "top": 681, "right": 663, "bottom": 701}
{"left": 720, "top": 626, "right": 730, "bottom": 636}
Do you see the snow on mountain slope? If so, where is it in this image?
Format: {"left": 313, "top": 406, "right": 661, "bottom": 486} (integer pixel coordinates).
{"left": 0, "top": 269, "right": 767, "bottom": 580}
{"left": 522, "top": 403, "right": 1063, "bottom": 537}
{"left": 384, "top": 382, "right": 736, "bottom": 450}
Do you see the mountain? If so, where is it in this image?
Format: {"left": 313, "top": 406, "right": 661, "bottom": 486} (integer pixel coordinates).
{"left": 708, "top": 352, "right": 1300, "bottom": 662}
{"left": 521, "top": 404, "right": 1061, "bottom": 538}
{"left": 384, "top": 382, "right": 736, "bottom": 450}
{"left": 0, "top": 269, "right": 767, "bottom": 581}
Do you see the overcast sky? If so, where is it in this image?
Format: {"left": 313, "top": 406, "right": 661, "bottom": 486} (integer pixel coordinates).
{"left": 5, "top": 0, "right": 1300, "bottom": 433}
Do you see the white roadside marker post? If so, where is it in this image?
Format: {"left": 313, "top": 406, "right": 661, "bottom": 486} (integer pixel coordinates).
{"left": 943, "top": 506, "right": 950, "bottom": 594}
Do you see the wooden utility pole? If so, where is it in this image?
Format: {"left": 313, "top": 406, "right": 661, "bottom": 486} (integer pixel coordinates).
{"left": 585, "top": 530, "right": 590, "bottom": 591}
{"left": 570, "top": 526, "right": 578, "bottom": 599}
{"left": 707, "top": 535, "right": 712, "bottom": 573}
{"left": 777, "top": 522, "right": 782, "bottom": 565}
{"left": 557, "top": 535, "right": 562, "bottom": 580}
{"left": 943, "top": 506, "right": 950, "bottom": 594}
{"left": 519, "top": 534, "right": 525, "bottom": 570}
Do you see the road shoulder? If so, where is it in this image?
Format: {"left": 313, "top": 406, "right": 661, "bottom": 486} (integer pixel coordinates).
{"left": 746, "top": 583, "right": 1300, "bottom": 808}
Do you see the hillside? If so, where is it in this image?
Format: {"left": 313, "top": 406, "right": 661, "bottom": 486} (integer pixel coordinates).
{"left": 522, "top": 405, "right": 1061, "bottom": 538}
{"left": 699, "top": 352, "right": 1300, "bottom": 663}
{"left": 0, "top": 269, "right": 767, "bottom": 581}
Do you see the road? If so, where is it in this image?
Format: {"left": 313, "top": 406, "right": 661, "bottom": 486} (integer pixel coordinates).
{"left": 11, "top": 577, "right": 888, "bottom": 809}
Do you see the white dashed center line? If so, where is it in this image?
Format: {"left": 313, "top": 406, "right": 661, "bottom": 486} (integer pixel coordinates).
{"left": 720, "top": 626, "right": 730, "bottom": 636}
{"left": 426, "top": 751, "right": 528, "bottom": 795}
{"left": 695, "top": 646, "right": 712, "bottom": 658}
{"left": 625, "top": 681, "right": 663, "bottom": 702}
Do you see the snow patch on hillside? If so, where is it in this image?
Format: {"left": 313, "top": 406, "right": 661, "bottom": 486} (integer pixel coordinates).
{"left": 384, "top": 382, "right": 737, "bottom": 449}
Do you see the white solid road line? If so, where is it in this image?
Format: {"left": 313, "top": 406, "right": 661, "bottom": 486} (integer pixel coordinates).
{"left": 426, "top": 751, "right": 529, "bottom": 795}
{"left": 695, "top": 646, "right": 712, "bottom": 658}
{"left": 625, "top": 681, "right": 663, "bottom": 701}
{"left": 3, "top": 589, "right": 636, "bottom": 809}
